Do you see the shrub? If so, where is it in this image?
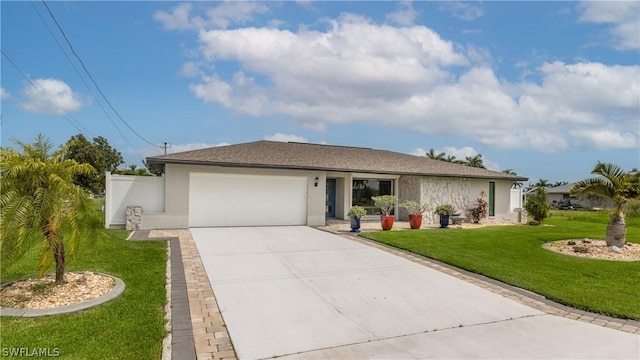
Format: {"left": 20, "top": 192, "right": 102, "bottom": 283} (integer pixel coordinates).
{"left": 347, "top": 205, "right": 368, "bottom": 219}
{"left": 435, "top": 204, "right": 456, "bottom": 216}
{"left": 467, "top": 191, "right": 489, "bottom": 223}
{"left": 525, "top": 186, "right": 551, "bottom": 223}
{"left": 399, "top": 200, "right": 431, "bottom": 215}
{"left": 625, "top": 200, "right": 640, "bottom": 218}
{"left": 371, "top": 195, "right": 398, "bottom": 216}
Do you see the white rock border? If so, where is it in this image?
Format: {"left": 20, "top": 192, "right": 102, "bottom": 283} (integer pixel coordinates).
{"left": 0, "top": 273, "right": 125, "bottom": 317}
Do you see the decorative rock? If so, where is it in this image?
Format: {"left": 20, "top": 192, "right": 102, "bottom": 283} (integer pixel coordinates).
{"left": 610, "top": 246, "right": 623, "bottom": 254}
{"left": 582, "top": 239, "right": 591, "bottom": 244}
{"left": 573, "top": 246, "right": 589, "bottom": 253}
{"left": 528, "top": 220, "right": 540, "bottom": 226}
{"left": 567, "top": 240, "right": 576, "bottom": 245}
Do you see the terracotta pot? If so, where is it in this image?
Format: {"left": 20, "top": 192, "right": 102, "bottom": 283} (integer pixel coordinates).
{"left": 408, "top": 214, "right": 423, "bottom": 229}
{"left": 380, "top": 215, "right": 394, "bottom": 230}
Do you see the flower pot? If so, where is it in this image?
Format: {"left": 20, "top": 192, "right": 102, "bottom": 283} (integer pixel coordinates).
{"left": 439, "top": 215, "right": 450, "bottom": 228}
{"left": 408, "top": 214, "right": 422, "bottom": 229}
{"left": 350, "top": 218, "right": 361, "bottom": 233}
{"left": 380, "top": 215, "right": 394, "bottom": 230}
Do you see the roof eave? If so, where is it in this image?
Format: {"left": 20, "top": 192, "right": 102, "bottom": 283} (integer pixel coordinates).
{"left": 146, "top": 158, "right": 527, "bottom": 181}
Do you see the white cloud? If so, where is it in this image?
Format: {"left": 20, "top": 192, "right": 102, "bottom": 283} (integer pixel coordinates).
{"left": 438, "top": 1, "right": 484, "bottom": 21}
{"left": 161, "top": 9, "right": 639, "bottom": 153}
{"left": 19, "top": 78, "right": 85, "bottom": 115}
{"left": 154, "top": 2, "right": 269, "bottom": 31}
{"left": 386, "top": 1, "right": 419, "bottom": 26}
{"left": 0, "top": 87, "right": 10, "bottom": 100}
{"left": 409, "top": 147, "right": 428, "bottom": 157}
{"left": 570, "top": 129, "right": 638, "bottom": 150}
{"left": 263, "top": 133, "right": 308, "bottom": 143}
{"left": 577, "top": 1, "right": 640, "bottom": 50}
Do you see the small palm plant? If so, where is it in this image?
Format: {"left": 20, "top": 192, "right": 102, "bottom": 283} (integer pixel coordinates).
{"left": 1, "top": 135, "right": 103, "bottom": 284}
{"left": 571, "top": 162, "right": 640, "bottom": 248}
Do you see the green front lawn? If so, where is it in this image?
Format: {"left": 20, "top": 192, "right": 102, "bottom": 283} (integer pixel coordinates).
{"left": 1, "top": 230, "right": 167, "bottom": 360}
{"left": 362, "top": 210, "right": 640, "bottom": 320}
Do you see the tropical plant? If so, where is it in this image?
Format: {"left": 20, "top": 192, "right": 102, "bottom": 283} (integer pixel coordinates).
{"left": 1, "top": 135, "right": 103, "bottom": 284}
{"left": 467, "top": 191, "right": 489, "bottom": 223}
{"left": 524, "top": 186, "right": 551, "bottom": 223}
{"left": 464, "top": 154, "right": 486, "bottom": 169}
{"left": 435, "top": 204, "right": 456, "bottom": 216}
{"left": 425, "top": 148, "right": 445, "bottom": 160}
{"left": 347, "top": 205, "right": 368, "bottom": 219}
{"left": 399, "top": 200, "right": 431, "bottom": 215}
{"left": 570, "top": 162, "right": 640, "bottom": 247}
{"left": 502, "top": 169, "right": 524, "bottom": 189}
{"left": 371, "top": 195, "right": 398, "bottom": 216}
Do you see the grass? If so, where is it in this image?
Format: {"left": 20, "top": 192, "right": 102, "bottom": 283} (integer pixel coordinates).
{"left": 0, "top": 229, "right": 168, "bottom": 360}
{"left": 361, "top": 210, "right": 640, "bottom": 320}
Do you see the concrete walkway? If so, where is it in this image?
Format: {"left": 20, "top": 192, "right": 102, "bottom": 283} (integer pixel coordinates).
{"left": 189, "top": 226, "right": 640, "bottom": 360}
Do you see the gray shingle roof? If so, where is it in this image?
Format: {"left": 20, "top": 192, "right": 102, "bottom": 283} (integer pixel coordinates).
{"left": 147, "top": 141, "right": 528, "bottom": 181}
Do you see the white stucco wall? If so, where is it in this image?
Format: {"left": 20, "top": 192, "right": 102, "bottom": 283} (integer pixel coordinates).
{"left": 159, "top": 163, "right": 327, "bottom": 228}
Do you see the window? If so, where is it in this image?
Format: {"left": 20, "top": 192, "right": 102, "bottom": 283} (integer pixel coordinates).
{"left": 352, "top": 179, "right": 394, "bottom": 215}
{"left": 489, "top": 182, "right": 495, "bottom": 216}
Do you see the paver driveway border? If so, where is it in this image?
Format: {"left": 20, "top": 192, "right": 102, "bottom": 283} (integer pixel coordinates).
{"left": 142, "top": 226, "right": 639, "bottom": 359}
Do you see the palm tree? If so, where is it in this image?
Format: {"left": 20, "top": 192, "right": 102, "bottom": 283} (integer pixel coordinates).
{"left": 503, "top": 169, "right": 523, "bottom": 189}
{"left": 1, "top": 135, "right": 101, "bottom": 284}
{"left": 533, "top": 179, "right": 550, "bottom": 188}
{"left": 444, "top": 155, "right": 463, "bottom": 164}
{"left": 465, "top": 154, "right": 486, "bottom": 168}
{"left": 570, "top": 162, "right": 640, "bottom": 248}
{"left": 425, "top": 148, "right": 445, "bottom": 160}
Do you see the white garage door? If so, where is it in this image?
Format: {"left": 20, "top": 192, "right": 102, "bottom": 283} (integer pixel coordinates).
{"left": 189, "top": 173, "right": 308, "bottom": 227}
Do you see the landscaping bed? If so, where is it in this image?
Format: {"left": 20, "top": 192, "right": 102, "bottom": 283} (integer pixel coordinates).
{"left": 0, "top": 230, "right": 167, "bottom": 360}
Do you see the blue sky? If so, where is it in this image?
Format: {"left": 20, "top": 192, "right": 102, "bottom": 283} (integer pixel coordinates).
{"left": 1, "top": 1, "right": 638, "bottom": 184}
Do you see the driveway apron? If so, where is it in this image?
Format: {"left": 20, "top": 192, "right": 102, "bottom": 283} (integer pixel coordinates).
{"left": 190, "top": 226, "right": 640, "bottom": 360}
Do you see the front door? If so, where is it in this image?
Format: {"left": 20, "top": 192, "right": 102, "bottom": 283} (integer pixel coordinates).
{"left": 326, "top": 179, "right": 336, "bottom": 218}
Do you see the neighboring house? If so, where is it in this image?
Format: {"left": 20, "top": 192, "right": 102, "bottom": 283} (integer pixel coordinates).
{"left": 524, "top": 183, "right": 613, "bottom": 209}
{"left": 127, "top": 141, "right": 528, "bottom": 229}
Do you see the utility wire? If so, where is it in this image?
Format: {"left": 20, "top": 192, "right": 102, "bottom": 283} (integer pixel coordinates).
{"left": 40, "top": 0, "right": 161, "bottom": 149}
{"left": 1, "top": 47, "right": 90, "bottom": 137}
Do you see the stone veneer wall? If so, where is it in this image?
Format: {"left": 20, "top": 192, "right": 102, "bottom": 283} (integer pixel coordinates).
{"left": 126, "top": 206, "right": 142, "bottom": 230}
{"left": 399, "top": 176, "right": 471, "bottom": 225}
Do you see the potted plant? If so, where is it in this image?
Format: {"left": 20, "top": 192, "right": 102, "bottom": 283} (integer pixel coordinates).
{"left": 435, "top": 204, "right": 455, "bottom": 228}
{"left": 467, "top": 191, "right": 489, "bottom": 224}
{"left": 400, "top": 200, "right": 431, "bottom": 229}
{"left": 347, "top": 205, "right": 367, "bottom": 233}
{"left": 371, "top": 195, "right": 398, "bottom": 230}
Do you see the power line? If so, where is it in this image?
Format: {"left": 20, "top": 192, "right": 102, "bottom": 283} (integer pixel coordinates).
{"left": 40, "top": 0, "right": 161, "bottom": 149}
{"left": 1, "top": 47, "right": 91, "bottom": 137}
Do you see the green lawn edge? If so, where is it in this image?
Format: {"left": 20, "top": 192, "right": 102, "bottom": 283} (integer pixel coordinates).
{"left": 360, "top": 211, "right": 640, "bottom": 320}
{"left": 1, "top": 230, "right": 168, "bottom": 360}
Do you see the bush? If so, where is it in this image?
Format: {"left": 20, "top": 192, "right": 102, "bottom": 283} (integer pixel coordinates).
{"left": 467, "top": 191, "right": 489, "bottom": 223}
{"left": 625, "top": 200, "right": 640, "bottom": 218}
{"left": 347, "top": 205, "right": 368, "bottom": 219}
{"left": 525, "top": 186, "right": 551, "bottom": 223}
{"left": 371, "top": 195, "right": 398, "bottom": 216}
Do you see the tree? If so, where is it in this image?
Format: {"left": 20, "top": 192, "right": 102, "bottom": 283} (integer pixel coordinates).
{"left": 552, "top": 181, "right": 569, "bottom": 187}
{"left": 425, "top": 148, "right": 445, "bottom": 160}
{"left": 63, "top": 134, "right": 123, "bottom": 194}
{"left": 532, "top": 179, "right": 550, "bottom": 188}
{"left": 444, "top": 155, "right": 464, "bottom": 164}
{"left": 570, "top": 162, "right": 640, "bottom": 247}
{"left": 464, "top": 154, "right": 486, "bottom": 169}
{"left": 524, "top": 186, "right": 551, "bottom": 223}
{"left": 1, "top": 135, "right": 102, "bottom": 284}
{"left": 503, "top": 169, "right": 523, "bottom": 189}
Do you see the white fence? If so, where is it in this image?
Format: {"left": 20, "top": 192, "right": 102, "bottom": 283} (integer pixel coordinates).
{"left": 510, "top": 188, "right": 523, "bottom": 211}
{"left": 105, "top": 172, "right": 165, "bottom": 228}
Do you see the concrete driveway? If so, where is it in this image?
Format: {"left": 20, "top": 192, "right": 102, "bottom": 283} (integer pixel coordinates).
{"left": 190, "top": 226, "right": 640, "bottom": 360}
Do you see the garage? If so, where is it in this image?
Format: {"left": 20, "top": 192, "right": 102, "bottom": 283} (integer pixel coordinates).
{"left": 189, "top": 173, "right": 308, "bottom": 227}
